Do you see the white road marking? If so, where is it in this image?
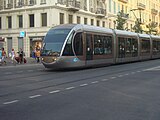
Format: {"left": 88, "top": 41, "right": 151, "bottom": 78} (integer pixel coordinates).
{"left": 66, "top": 87, "right": 75, "bottom": 90}
{"left": 4, "top": 72, "right": 12, "bottom": 74}
{"left": 27, "top": 70, "right": 34, "bottom": 72}
{"left": 101, "top": 79, "right": 109, "bottom": 81}
{"left": 80, "top": 84, "right": 88, "bottom": 87}
{"left": 29, "top": 94, "right": 41, "bottom": 99}
{"left": 125, "top": 73, "right": 129, "bottom": 76}
{"left": 110, "top": 77, "right": 116, "bottom": 79}
{"left": 49, "top": 90, "right": 60, "bottom": 94}
{"left": 131, "top": 72, "right": 135, "bottom": 74}
{"left": 136, "top": 71, "right": 141, "bottom": 73}
{"left": 37, "top": 69, "right": 43, "bottom": 71}
{"left": 3, "top": 100, "right": 19, "bottom": 105}
{"left": 91, "top": 81, "right": 99, "bottom": 84}
{"left": 144, "top": 66, "right": 160, "bottom": 71}
{"left": 118, "top": 75, "right": 123, "bottom": 77}
{"left": 16, "top": 71, "right": 23, "bottom": 73}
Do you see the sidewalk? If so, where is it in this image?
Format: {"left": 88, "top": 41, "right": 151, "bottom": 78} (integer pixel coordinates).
{"left": 0, "top": 57, "right": 42, "bottom": 67}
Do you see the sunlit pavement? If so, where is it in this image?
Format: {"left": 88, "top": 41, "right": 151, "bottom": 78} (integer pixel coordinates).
{"left": 0, "top": 57, "right": 42, "bottom": 67}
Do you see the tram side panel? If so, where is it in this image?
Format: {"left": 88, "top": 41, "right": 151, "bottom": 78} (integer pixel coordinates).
{"left": 139, "top": 37, "right": 152, "bottom": 61}
{"left": 151, "top": 38, "right": 160, "bottom": 59}
{"left": 115, "top": 35, "right": 139, "bottom": 63}
{"left": 84, "top": 32, "right": 114, "bottom": 67}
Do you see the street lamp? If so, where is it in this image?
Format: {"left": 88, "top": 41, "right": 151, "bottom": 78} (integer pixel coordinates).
{"left": 130, "top": 8, "right": 144, "bottom": 33}
{"left": 130, "top": 8, "right": 143, "bottom": 24}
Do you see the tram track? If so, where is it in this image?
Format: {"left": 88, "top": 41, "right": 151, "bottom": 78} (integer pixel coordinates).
{"left": 0, "top": 60, "right": 159, "bottom": 98}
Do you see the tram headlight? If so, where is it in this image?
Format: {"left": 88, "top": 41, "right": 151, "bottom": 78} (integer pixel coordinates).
{"left": 53, "top": 57, "right": 57, "bottom": 61}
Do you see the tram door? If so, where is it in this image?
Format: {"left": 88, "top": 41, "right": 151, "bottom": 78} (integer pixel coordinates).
{"left": 86, "top": 34, "right": 93, "bottom": 60}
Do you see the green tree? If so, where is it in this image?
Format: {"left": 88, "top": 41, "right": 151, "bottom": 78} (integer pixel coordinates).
{"left": 146, "top": 21, "right": 158, "bottom": 35}
{"left": 116, "top": 10, "right": 128, "bottom": 30}
{"left": 132, "top": 19, "right": 143, "bottom": 33}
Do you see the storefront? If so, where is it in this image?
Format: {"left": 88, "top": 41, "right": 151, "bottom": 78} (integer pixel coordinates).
{"left": 30, "top": 37, "right": 44, "bottom": 57}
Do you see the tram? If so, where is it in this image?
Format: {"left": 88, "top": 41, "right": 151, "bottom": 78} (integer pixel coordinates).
{"left": 41, "top": 24, "right": 160, "bottom": 69}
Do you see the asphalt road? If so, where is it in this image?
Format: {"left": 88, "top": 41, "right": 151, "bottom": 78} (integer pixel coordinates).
{"left": 0, "top": 60, "right": 160, "bottom": 120}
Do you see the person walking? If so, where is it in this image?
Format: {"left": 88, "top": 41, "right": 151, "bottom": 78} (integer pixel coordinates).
{"left": 35, "top": 49, "right": 41, "bottom": 63}
{"left": 2, "top": 47, "right": 6, "bottom": 65}
{"left": 11, "top": 48, "right": 16, "bottom": 64}
{"left": 0, "top": 48, "right": 2, "bottom": 64}
{"left": 18, "top": 48, "right": 24, "bottom": 64}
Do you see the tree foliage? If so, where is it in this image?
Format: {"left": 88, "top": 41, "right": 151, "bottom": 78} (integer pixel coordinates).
{"left": 146, "top": 21, "right": 158, "bottom": 35}
{"left": 116, "top": 10, "right": 127, "bottom": 30}
{"left": 132, "top": 19, "right": 143, "bottom": 33}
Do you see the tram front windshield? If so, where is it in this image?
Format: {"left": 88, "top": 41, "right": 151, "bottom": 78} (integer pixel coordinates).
{"left": 42, "top": 28, "right": 71, "bottom": 56}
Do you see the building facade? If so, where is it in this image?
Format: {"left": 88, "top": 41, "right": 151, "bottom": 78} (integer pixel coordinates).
{"left": 0, "top": 0, "right": 160, "bottom": 57}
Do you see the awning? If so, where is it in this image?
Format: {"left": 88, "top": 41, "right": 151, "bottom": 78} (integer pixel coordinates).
{"left": 32, "top": 37, "right": 43, "bottom": 42}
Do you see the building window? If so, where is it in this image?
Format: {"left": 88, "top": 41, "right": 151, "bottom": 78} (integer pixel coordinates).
{"left": 60, "top": 13, "right": 64, "bottom": 24}
{"left": 0, "top": 17, "right": 1, "bottom": 29}
{"left": 7, "top": 16, "right": 12, "bottom": 29}
{"left": 28, "top": 0, "right": 36, "bottom": 5}
{"left": 109, "top": 20, "right": 111, "bottom": 28}
{"left": 84, "top": 18, "right": 87, "bottom": 24}
{"left": 18, "top": 15, "right": 23, "bottom": 28}
{"left": 97, "top": 20, "right": 100, "bottom": 26}
{"left": 41, "top": 13, "right": 47, "bottom": 26}
{"left": 40, "top": 0, "right": 46, "bottom": 4}
{"left": 29, "top": 14, "right": 34, "bottom": 27}
{"left": 114, "top": 1, "right": 116, "bottom": 14}
{"left": 91, "top": 19, "right": 94, "bottom": 25}
{"left": 68, "top": 15, "right": 73, "bottom": 24}
{"left": 109, "top": 0, "right": 112, "bottom": 12}
{"left": 77, "top": 16, "right": 80, "bottom": 24}
{"left": 102, "top": 21, "right": 105, "bottom": 27}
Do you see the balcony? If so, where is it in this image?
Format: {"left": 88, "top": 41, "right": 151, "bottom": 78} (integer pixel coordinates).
{"left": 57, "top": 0, "right": 80, "bottom": 11}
{"left": 151, "top": 8, "right": 158, "bottom": 15}
{"left": 118, "top": 0, "right": 128, "bottom": 3}
{"left": 96, "top": 8, "right": 106, "bottom": 18}
{"left": 137, "top": 2, "right": 145, "bottom": 10}
{"left": 67, "top": 0, "right": 80, "bottom": 11}
{"left": 57, "top": 0, "right": 66, "bottom": 5}
{"left": 5, "top": 3, "right": 13, "bottom": 9}
{"left": 15, "top": 2, "right": 24, "bottom": 8}
{"left": 28, "top": 0, "right": 35, "bottom": 6}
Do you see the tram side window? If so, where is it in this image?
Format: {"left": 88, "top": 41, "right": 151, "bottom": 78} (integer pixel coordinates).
{"left": 152, "top": 40, "right": 160, "bottom": 55}
{"left": 103, "top": 36, "right": 112, "bottom": 55}
{"left": 132, "top": 38, "right": 138, "bottom": 57}
{"left": 141, "top": 39, "right": 150, "bottom": 53}
{"left": 73, "top": 32, "right": 83, "bottom": 55}
{"left": 118, "top": 37, "right": 126, "bottom": 58}
{"left": 62, "top": 31, "right": 74, "bottom": 56}
{"left": 158, "top": 41, "right": 160, "bottom": 54}
{"left": 126, "top": 38, "right": 132, "bottom": 57}
{"left": 94, "top": 35, "right": 103, "bottom": 55}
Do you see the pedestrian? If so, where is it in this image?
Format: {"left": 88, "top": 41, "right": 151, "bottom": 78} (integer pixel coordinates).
{"left": 32, "top": 48, "right": 36, "bottom": 60}
{"left": 35, "top": 49, "right": 41, "bottom": 63}
{"left": 0, "top": 48, "right": 2, "bottom": 63}
{"left": 2, "top": 47, "right": 6, "bottom": 64}
{"left": 18, "top": 48, "right": 24, "bottom": 64}
{"left": 11, "top": 48, "right": 15, "bottom": 64}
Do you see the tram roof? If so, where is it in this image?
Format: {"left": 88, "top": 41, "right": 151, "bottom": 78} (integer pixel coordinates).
{"left": 114, "top": 29, "right": 137, "bottom": 37}
{"left": 138, "top": 33, "right": 150, "bottom": 38}
{"left": 150, "top": 35, "right": 160, "bottom": 39}
{"left": 81, "top": 24, "right": 113, "bottom": 34}
{"left": 52, "top": 24, "right": 76, "bottom": 29}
